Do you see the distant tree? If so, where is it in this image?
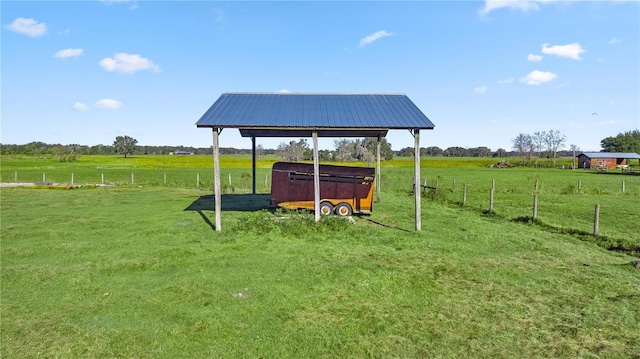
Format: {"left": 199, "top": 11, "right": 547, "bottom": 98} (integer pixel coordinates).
{"left": 600, "top": 130, "right": 640, "bottom": 153}
{"left": 544, "top": 130, "right": 566, "bottom": 167}
{"left": 113, "top": 135, "right": 138, "bottom": 158}
{"left": 569, "top": 144, "right": 580, "bottom": 169}
{"left": 277, "top": 139, "right": 308, "bottom": 162}
{"left": 494, "top": 148, "right": 508, "bottom": 157}
{"left": 470, "top": 146, "right": 492, "bottom": 157}
{"left": 422, "top": 146, "right": 444, "bottom": 157}
{"left": 396, "top": 147, "right": 414, "bottom": 157}
{"left": 443, "top": 146, "right": 468, "bottom": 157}
{"left": 512, "top": 133, "right": 531, "bottom": 165}
{"left": 532, "top": 131, "right": 546, "bottom": 165}
{"left": 333, "top": 139, "right": 375, "bottom": 164}
{"left": 363, "top": 137, "right": 393, "bottom": 161}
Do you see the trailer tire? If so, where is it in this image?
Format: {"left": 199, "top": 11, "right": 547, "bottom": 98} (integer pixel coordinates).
{"left": 319, "top": 201, "right": 334, "bottom": 216}
{"left": 334, "top": 203, "right": 353, "bottom": 217}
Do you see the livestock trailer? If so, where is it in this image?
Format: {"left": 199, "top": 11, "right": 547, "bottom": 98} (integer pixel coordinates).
{"left": 270, "top": 162, "right": 375, "bottom": 216}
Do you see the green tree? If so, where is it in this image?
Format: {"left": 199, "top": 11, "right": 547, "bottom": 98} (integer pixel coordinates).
{"left": 277, "top": 139, "right": 308, "bottom": 162}
{"left": 113, "top": 135, "right": 138, "bottom": 158}
{"left": 600, "top": 130, "right": 640, "bottom": 153}
{"left": 363, "top": 137, "right": 393, "bottom": 161}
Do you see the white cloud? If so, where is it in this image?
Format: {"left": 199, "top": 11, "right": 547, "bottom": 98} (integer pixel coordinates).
{"left": 474, "top": 86, "right": 488, "bottom": 94}
{"left": 479, "top": 0, "right": 540, "bottom": 15}
{"left": 99, "top": 53, "right": 160, "bottom": 74}
{"left": 359, "top": 30, "right": 394, "bottom": 48}
{"left": 54, "top": 48, "right": 84, "bottom": 59}
{"left": 609, "top": 37, "right": 620, "bottom": 44}
{"left": 4, "top": 17, "right": 47, "bottom": 37}
{"left": 541, "top": 42, "right": 586, "bottom": 60}
{"left": 498, "top": 78, "right": 514, "bottom": 84}
{"left": 73, "top": 102, "right": 88, "bottom": 111}
{"left": 520, "top": 70, "right": 557, "bottom": 85}
{"left": 527, "top": 53, "right": 543, "bottom": 62}
{"left": 95, "top": 98, "right": 123, "bottom": 109}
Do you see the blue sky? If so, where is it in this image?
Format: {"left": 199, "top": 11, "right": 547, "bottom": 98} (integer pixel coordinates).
{"left": 2, "top": 0, "right": 639, "bottom": 152}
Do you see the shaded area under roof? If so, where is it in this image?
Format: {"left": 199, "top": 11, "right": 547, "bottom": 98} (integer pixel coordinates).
{"left": 195, "top": 92, "right": 435, "bottom": 138}
{"left": 579, "top": 152, "right": 640, "bottom": 159}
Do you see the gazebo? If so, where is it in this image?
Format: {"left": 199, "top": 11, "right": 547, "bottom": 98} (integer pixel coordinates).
{"left": 195, "top": 92, "right": 435, "bottom": 231}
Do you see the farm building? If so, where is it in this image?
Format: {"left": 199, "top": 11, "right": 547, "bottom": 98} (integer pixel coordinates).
{"left": 196, "top": 92, "right": 435, "bottom": 231}
{"left": 576, "top": 152, "right": 640, "bottom": 169}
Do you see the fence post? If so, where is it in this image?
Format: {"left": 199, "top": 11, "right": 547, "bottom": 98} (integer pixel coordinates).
{"left": 578, "top": 180, "right": 582, "bottom": 192}
{"left": 622, "top": 180, "right": 625, "bottom": 194}
{"left": 533, "top": 194, "right": 538, "bottom": 220}
{"left": 14, "top": 171, "right": 17, "bottom": 182}
{"left": 435, "top": 180, "right": 439, "bottom": 195}
{"left": 535, "top": 179, "right": 539, "bottom": 192}
{"left": 453, "top": 177, "right": 456, "bottom": 190}
{"left": 492, "top": 178, "right": 495, "bottom": 189}
{"left": 229, "top": 173, "right": 232, "bottom": 186}
{"left": 101, "top": 173, "right": 104, "bottom": 185}
{"left": 462, "top": 184, "right": 467, "bottom": 206}
{"left": 164, "top": 172, "right": 167, "bottom": 186}
{"left": 265, "top": 173, "right": 268, "bottom": 188}
{"left": 489, "top": 187, "right": 495, "bottom": 213}
{"left": 593, "top": 204, "right": 600, "bottom": 236}
{"left": 197, "top": 173, "right": 200, "bottom": 188}
{"left": 43, "top": 172, "right": 46, "bottom": 182}
{"left": 71, "top": 173, "right": 74, "bottom": 185}
{"left": 131, "top": 173, "right": 134, "bottom": 186}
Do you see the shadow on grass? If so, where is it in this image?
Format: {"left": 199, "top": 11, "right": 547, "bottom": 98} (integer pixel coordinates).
{"left": 184, "top": 194, "right": 273, "bottom": 231}
{"left": 511, "top": 216, "right": 640, "bottom": 256}
{"left": 362, "top": 218, "right": 413, "bottom": 233}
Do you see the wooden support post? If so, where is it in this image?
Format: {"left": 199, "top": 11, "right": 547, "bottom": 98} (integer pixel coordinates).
{"left": 265, "top": 173, "right": 268, "bottom": 188}
{"left": 313, "top": 131, "right": 320, "bottom": 222}
{"left": 197, "top": 173, "right": 200, "bottom": 188}
{"left": 213, "top": 128, "right": 222, "bottom": 232}
{"left": 622, "top": 180, "right": 625, "bottom": 194}
{"left": 413, "top": 129, "right": 421, "bottom": 231}
{"left": 376, "top": 137, "right": 381, "bottom": 202}
{"left": 463, "top": 184, "right": 467, "bottom": 206}
{"left": 533, "top": 194, "right": 538, "bottom": 220}
{"left": 101, "top": 173, "right": 104, "bottom": 184}
{"left": 131, "top": 173, "right": 134, "bottom": 185}
{"left": 71, "top": 173, "right": 74, "bottom": 185}
{"left": 593, "top": 204, "right": 600, "bottom": 236}
{"left": 489, "top": 187, "right": 495, "bottom": 213}
{"left": 228, "top": 173, "right": 232, "bottom": 186}
{"left": 252, "top": 136, "right": 257, "bottom": 194}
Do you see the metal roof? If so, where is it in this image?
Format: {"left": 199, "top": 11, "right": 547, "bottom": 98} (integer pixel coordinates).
{"left": 195, "top": 92, "right": 434, "bottom": 138}
{"left": 579, "top": 152, "right": 640, "bottom": 159}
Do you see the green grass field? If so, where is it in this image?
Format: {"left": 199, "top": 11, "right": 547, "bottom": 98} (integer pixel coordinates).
{"left": 2, "top": 155, "right": 639, "bottom": 357}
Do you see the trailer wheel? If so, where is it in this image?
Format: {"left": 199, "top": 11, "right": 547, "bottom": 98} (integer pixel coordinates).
{"left": 334, "top": 203, "right": 353, "bottom": 217}
{"left": 319, "top": 201, "right": 334, "bottom": 215}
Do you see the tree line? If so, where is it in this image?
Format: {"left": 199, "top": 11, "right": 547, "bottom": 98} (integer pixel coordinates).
{"left": 2, "top": 130, "right": 637, "bottom": 163}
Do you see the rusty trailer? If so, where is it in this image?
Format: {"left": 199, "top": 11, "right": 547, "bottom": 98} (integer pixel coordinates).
{"left": 270, "top": 162, "right": 375, "bottom": 216}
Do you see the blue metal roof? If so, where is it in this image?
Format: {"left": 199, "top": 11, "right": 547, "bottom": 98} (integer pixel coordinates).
{"left": 579, "top": 152, "right": 640, "bottom": 159}
{"left": 196, "top": 93, "right": 434, "bottom": 137}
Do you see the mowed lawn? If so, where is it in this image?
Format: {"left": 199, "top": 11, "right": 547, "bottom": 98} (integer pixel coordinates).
{"left": 2, "top": 180, "right": 639, "bottom": 357}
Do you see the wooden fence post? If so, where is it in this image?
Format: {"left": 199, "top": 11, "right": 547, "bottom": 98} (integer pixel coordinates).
{"left": 535, "top": 179, "right": 539, "bottom": 192}
{"left": 489, "top": 187, "right": 495, "bottom": 212}
{"left": 229, "top": 173, "right": 232, "bottom": 186}
{"left": 43, "top": 172, "right": 46, "bottom": 182}
{"left": 71, "top": 173, "right": 74, "bottom": 185}
{"left": 453, "top": 177, "right": 456, "bottom": 190}
{"left": 622, "top": 180, "right": 625, "bottom": 194}
{"left": 462, "top": 184, "right": 467, "bottom": 206}
{"left": 265, "top": 173, "right": 268, "bottom": 188}
{"left": 578, "top": 180, "right": 582, "bottom": 192}
{"left": 101, "top": 173, "right": 104, "bottom": 184}
{"left": 14, "top": 171, "right": 17, "bottom": 182}
{"left": 164, "top": 173, "right": 167, "bottom": 185}
{"left": 533, "top": 194, "right": 538, "bottom": 220}
{"left": 492, "top": 178, "right": 495, "bottom": 189}
{"left": 197, "top": 173, "right": 200, "bottom": 188}
{"left": 131, "top": 173, "right": 134, "bottom": 186}
{"left": 593, "top": 204, "right": 600, "bottom": 236}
